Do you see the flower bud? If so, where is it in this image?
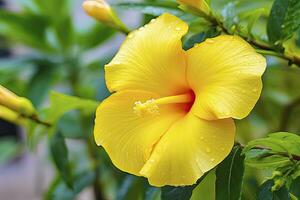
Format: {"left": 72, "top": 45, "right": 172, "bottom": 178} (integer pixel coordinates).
{"left": 0, "top": 85, "right": 36, "bottom": 117}
{"left": 0, "top": 105, "right": 26, "bottom": 125}
{"left": 177, "top": 0, "right": 211, "bottom": 18}
{"left": 82, "top": 0, "right": 129, "bottom": 33}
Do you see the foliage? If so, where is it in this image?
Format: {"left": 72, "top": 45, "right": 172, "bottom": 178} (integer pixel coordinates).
{"left": 0, "top": 0, "right": 300, "bottom": 199}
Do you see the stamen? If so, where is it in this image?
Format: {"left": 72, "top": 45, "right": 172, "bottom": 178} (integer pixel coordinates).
{"left": 133, "top": 93, "right": 194, "bottom": 117}
{"left": 133, "top": 99, "right": 159, "bottom": 117}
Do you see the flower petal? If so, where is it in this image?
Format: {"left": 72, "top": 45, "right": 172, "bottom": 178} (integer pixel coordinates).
{"left": 140, "top": 113, "right": 235, "bottom": 187}
{"left": 94, "top": 90, "right": 185, "bottom": 175}
{"left": 187, "top": 35, "right": 266, "bottom": 120}
{"left": 105, "top": 13, "right": 189, "bottom": 96}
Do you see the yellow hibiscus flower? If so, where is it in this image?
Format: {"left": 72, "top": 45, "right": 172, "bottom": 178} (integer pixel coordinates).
{"left": 94, "top": 13, "right": 266, "bottom": 187}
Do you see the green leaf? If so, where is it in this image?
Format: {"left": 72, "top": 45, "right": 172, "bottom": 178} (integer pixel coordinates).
{"left": 0, "top": 137, "right": 20, "bottom": 165}
{"left": 290, "top": 176, "right": 300, "bottom": 198}
{"left": 267, "top": 0, "right": 300, "bottom": 46}
{"left": 0, "top": 9, "right": 52, "bottom": 51}
{"left": 183, "top": 27, "right": 219, "bottom": 50}
{"left": 43, "top": 91, "right": 99, "bottom": 124}
{"left": 27, "top": 63, "right": 56, "bottom": 107}
{"left": 257, "top": 179, "right": 291, "bottom": 200}
{"left": 244, "top": 132, "right": 300, "bottom": 159}
{"left": 243, "top": 133, "right": 300, "bottom": 170}
{"left": 50, "top": 132, "right": 73, "bottom": 188}
{"left": 245, "top": 152, "right": 291, "bottom": 169}
{"left": 113, "top": 2, "right": 190, "bottom": 20}
{"left": 24, "top": 0, "right": 70, "bottom": 19}
{"left": 215, "top": 145, "right": 245, "bottom": 200}
{"left": 53, "top": 16, "right": 74, "bottom": 52}
{"left": 46, "top": 170, "right": 95, "bottom": 200}
{"left": 117, "top": 175, "right": 147, "bottom": 200}
{"left": 57, "top": 111, "right": 84, "bottom": 139}
{"left": 145, "top": 187, "right": 161, "bottom": 200}
{"left": 77, "top": 24, "right": 115, "bottom": 50}
{"left": 161, "top": 173, "right": 208, "bottom": 200}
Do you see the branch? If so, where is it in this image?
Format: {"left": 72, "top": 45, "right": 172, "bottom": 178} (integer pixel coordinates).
{"left": 252, "top": 146, "right": 300, "bottom": 162}
{"left": 21, "top": 114, "right": 52, "bottom": 127}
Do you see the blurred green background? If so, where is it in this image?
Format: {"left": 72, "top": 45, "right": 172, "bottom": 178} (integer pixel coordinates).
{"left": 0, "top": 0, "right": 299, "bottom": 200}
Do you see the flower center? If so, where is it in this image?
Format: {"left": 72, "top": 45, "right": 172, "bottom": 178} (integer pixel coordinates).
{"left": 133, "top": 92, "right": 195, "bottom": 117}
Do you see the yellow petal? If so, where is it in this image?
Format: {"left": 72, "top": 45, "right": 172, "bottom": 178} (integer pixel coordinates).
{"left": 140, "top": 113, "right": 235, "bottom": 187}
{"left": 187, "top": 35, "right": 266, "bottom": 120}
{"left": 94, "top": 90, "right": 185, "bottom": 175}
{"left": 177, "top": 0, "right": 211, "bottom": 16}
{"left": 105, "top": 13, "right": 189, "bottom": 96}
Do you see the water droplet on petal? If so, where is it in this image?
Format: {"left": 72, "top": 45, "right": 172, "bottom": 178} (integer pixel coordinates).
{"left": 150, "top": 19, "right": 156, "bottom": 23}
{"left": 211, "top": 158, "right": 215, "bottom": 162}
{"left": 175, "top": 27, "right": 181, "bottom": 31}
{"left": 194, "top": 44, "right": 199, "bottom": 48}
{"left": 200, "top": 136, "right": 204, "bottom": 140}
{"left": 206, "top": 39, "right": 214, "bottom": 44}
{"left": 114, "top": 61, "right": 121, "bottom": 65}
{"left": 128, "top": 34, "right": 134, "bottom": 39}
{"left": 139, "top": 27, "right": 145, "bottom": 31}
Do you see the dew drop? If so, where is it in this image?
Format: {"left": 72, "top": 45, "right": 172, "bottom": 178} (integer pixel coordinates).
{"left": 211, "top": 158, "right": 215, "bottom": 162}
{"left": 200, "top": 136, "right": 204, "bottom": 140}
{"left": 150, "top": 19, "right": 156, "bottom": 23}
{"left": 128, "top": 34, "right": 134, "bottom": 39}
{"left": 114, "top": 61, "right": 121, "bottom": 65}
{"left": 139, "top": 27, "right": 145, "bottom": 31}
{"left": 206, "top": 39, "right": 214, "bottom": 44}
{"left": 175, "top": 27, "right": 181, "bottom": 31}
{"left": 194, "top": 43, "right": 199, "bottom": 48}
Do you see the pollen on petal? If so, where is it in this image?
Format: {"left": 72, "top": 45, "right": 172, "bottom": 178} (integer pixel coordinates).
{"left": 133, "top": 99, "right": 160, "bottom": 117}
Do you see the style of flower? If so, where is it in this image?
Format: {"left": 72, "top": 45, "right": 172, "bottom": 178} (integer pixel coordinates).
{"left": 94, "top": 13, "right": 266, "bottom": 187}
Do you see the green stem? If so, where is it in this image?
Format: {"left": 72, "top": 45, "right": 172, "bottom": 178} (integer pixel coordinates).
{"left": 68, "top": 65, "right": 105, "bottom": 200}
{"left": 255, "top": 49, "right": 286, "bottom": 59}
